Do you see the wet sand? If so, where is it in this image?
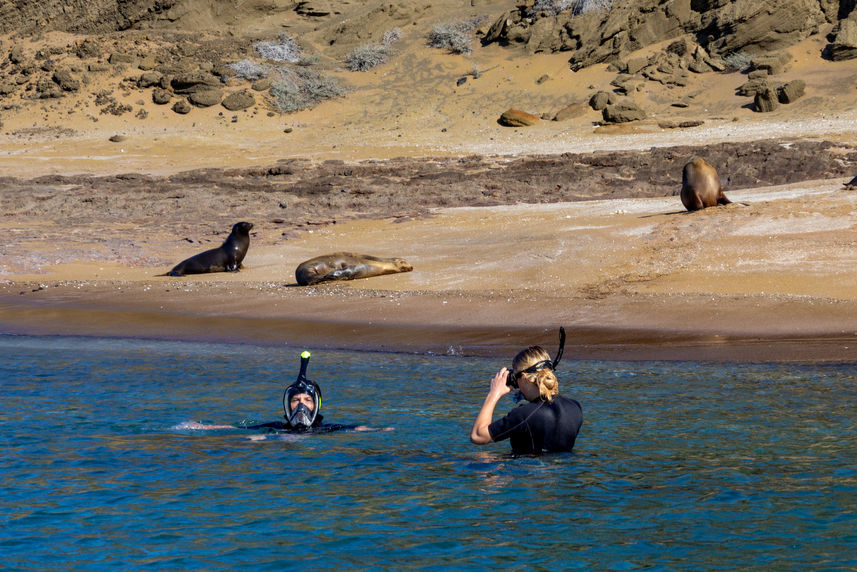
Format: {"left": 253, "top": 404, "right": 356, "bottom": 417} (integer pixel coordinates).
{"left": 4, "top": 172, "right": 857, "bottom": 362}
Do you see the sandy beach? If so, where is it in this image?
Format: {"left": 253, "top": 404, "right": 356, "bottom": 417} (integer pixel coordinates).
{"left": 4, "top": 19, "right": 857, "bottom": 362}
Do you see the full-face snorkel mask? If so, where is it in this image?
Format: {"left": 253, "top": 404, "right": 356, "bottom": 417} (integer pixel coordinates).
{"left": 507, "top": 327, "right": 566, "bottom": 391}
{"left": 282, "top": 351, "right": 322, "bottom": 430}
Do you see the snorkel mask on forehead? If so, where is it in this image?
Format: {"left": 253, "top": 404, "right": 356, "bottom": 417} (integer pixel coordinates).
{"left": 507, "top": 327, "right": 566, "bottom": 390}
{"left": 283, "top": 351, "right": 322, "bottom": 430}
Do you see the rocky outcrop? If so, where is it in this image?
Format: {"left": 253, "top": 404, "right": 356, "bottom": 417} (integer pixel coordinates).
{"left": 0, "top": 0, "right": 179, "bottom": 34}
{"left": 483, "top": 0, "right": 841, "bottom": 71}
{"left": 754, "top": 86, "right": 779, "bottom": 112}
{"left": 602, "top": 101, "right": 646, "bottom": 123}
{"left": 498, "top": 108, "right": 541, "bottom": 126}
{"left": 824, "top": 15, "right": 857, "bottom": 60}
{"left": 778, "top": 79, "right": 806, "bottom": 103}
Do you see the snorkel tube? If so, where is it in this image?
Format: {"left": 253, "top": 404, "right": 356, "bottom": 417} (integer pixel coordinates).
{"left": 283, "top": 351, "right": 322, "bottom": 430}
{"left": 553, "top": 326, "right": 566, "bottom": 370}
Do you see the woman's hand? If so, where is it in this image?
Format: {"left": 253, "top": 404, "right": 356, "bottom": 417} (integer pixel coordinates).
{"left": 489, "top": 367, "right": 512, "bottom": 398}
{"left": 470, "top": 368, "right": 512, "bottom": 445}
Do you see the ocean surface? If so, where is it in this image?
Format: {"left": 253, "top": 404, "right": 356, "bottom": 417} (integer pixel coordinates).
{"left": 1, "top": 334, "right": 855, "bottom": 570}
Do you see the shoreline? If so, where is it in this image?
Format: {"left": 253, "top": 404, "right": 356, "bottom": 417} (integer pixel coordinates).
{"left": 4, "top": 282, "right": 857, "bottom": 363}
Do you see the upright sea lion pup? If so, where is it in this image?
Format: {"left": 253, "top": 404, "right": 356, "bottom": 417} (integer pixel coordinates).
{"left": 680, "top": 157, "right": 732, "bottom": 212}
{"left": 295, "top": 252, "right": 413, "bottom": 286}
{"left": 164, "top": 221, "right": 253, "bottom": 276}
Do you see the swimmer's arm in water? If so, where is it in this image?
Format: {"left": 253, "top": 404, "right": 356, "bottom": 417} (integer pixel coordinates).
{"left": 181, "top": 421, "right": 236, "bottom": 430}
{"left": 470, "top": 367, "right": 512, "bottom": 445}
{"left": 353, "top": 425, "right": 394, "bottom": 432}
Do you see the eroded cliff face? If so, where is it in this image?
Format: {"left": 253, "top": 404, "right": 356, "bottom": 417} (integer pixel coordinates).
{"left": 0, "top": 0, "right": 182, "bottom": 34}
{"left": 484, "top": 0, "right": 857, "bottom": 68}
{"left": 0, "top": 0, "right": 305, "bottom": 35}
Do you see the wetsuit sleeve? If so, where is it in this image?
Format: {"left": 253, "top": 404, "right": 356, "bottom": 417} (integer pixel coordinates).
{"left": 487, "top": 406, "right": 527, "bottom": 442}
{"left": 244, "top": 421, "right": 289, "bottom": 431}
{"left": 312, "top": 423, "right": 355, "bottom": 433}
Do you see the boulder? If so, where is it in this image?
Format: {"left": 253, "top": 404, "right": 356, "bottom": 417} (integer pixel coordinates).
{"left": 172, "top": 99, "right": 191, "bottom": 114}
{"left": 778, "top": 79, "right": 806, "bottom": 103}
{"left": 738, "top": 78, "right": 770, "bottom": 97}
{"left": 137, "top": 72, "right": 161, "bottom": 88}
{"left": 824, "top": 17, "right": 857, "bottom": 61}
{"left": 602, "top": 101, "right": 646, "bottom": 123}
{"left": 9, "top": 45, "right": 25, "bottom": 65}
{"left": 754, "top": 87, "right": 779, "bottom": 112}
{"left": 152, "top": 87, "right": 171, "bottom": 105}
{"left": 108, "top": 52, "right": 134, "bottom": 65}
{"left": 751, "top": 52, "right": 793, "bottom": 76}
{"left": 553, "top": 102, "right": 588, "bottom": 121}
{"left": 221, "top": 90, "right": 256, "bottom": 111}
{"left": 137, "top": 55, "right": 158, "bottom": 71}
{"left": 188, "top": 90, "right": 223, "bottom": 107}
{"left": 589, "top": 90, "right": 616, "bottom": 111}
{"left": 171, "top": 72, "right": 221, "bottom": 94}
{"left": 52, "top": 69, "right": 80, "bottom": 91}
{"left": 498, "top": 108, "right": 541, "bottom": 127}
{"left": 251, "top": 78, "right": 273, "bottom": 91}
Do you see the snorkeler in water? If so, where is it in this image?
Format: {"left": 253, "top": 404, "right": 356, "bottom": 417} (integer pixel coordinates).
{"left": 470, "top": 328, "right": 583, "bottom": 455}
{"left": 185, "top": 351, "right": 384, "bottom": 434}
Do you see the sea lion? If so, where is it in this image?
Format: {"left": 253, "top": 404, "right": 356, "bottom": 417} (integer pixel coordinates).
{"left": 164, "top": 221, "right": 253, "bottom": 276}
{"left": 680, "top": 157, "right": 732, "bottom": 212}
{"left": 295, "top": 252, "right": 413, "bottom": 286}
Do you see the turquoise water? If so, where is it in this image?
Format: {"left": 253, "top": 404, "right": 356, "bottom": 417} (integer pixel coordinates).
{"left": 1, "top": 334, "right": 856, "bottom": 570}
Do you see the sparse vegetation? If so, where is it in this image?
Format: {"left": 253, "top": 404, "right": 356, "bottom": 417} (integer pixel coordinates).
{"left": 254, "top": 34, "right": 301, "bottom": 63}
{"left": 427, "top": 19, "right": 482, "bottom": 55}
{"left": 229, "top": 59, "right": 268, "bottom": 80}
{"left": 269, "top": 67, "right": 345, "bottom": 113}
{"left": 345, "top": 27, "right": 401, "bottom": 72}
{"left": 530, "top": 0, "right": 614, "bottom": 16}
{"left": 723, "top": 52, "right": 753, "bottom": 72}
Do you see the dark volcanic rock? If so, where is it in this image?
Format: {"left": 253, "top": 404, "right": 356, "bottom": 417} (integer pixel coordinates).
{"left": 188, "top": 89, "right": 223, "bottom": 107}
{"left": 152, "top": 87, "right": 172, "bottom": 105}
{"left": 602, "top": 101, "right": 646, "bottom": 123}
{"left": 52, "top": 69, "right": 80, "bottom": 91}
{"left": 172, "top": 99, "right": 191, "bottom": 114}
{"left": 171, "top": 72, "right": 221, "bottom": 95}
{"left": 221, "top": 90, "right": 256, "bottom": 111}
{"left": 137, "top": 72, "right": 162, "bottom": 88}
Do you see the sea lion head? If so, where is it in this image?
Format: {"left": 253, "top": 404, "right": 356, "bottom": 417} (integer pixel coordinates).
{"left": 394, "top": 258, "right": 413, "bottom": 273}
{"left": 232, "top": 221, "right": 254, "bottom": 235}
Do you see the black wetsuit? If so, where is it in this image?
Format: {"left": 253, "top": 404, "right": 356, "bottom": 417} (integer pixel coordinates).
{"left": 488, "top": 395, "right": 583, "bottom": 455}
{"left": 246, "top": 414, "right": 352, "bottom": 434}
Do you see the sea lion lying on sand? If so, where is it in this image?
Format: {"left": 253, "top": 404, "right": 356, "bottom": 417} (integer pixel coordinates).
{"left": 163, "top": 221, "right": 253, "bottom": 276}
{"left": 295, "top": 252, "right": 413, "bottom": 286}
{"left": 680, "top": 157, "right": 732, "bottom": 212}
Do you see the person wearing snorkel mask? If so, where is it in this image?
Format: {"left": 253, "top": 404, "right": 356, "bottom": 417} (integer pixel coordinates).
{"left": 470, "top": 336, "right": 582, "bottom": 455}
{"left": 185, "top": 352, "right": 387, "bottom": 434}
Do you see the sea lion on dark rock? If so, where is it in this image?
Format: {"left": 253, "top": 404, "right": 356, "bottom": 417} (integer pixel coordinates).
{"left": 164, "top": 221, "right": 253, "bottom": 276}
{"left": 295, "top": 252, "right": 413, "bottom": 286}
{"left": 680, "top": 157, "right": 732, "bottom": 212}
